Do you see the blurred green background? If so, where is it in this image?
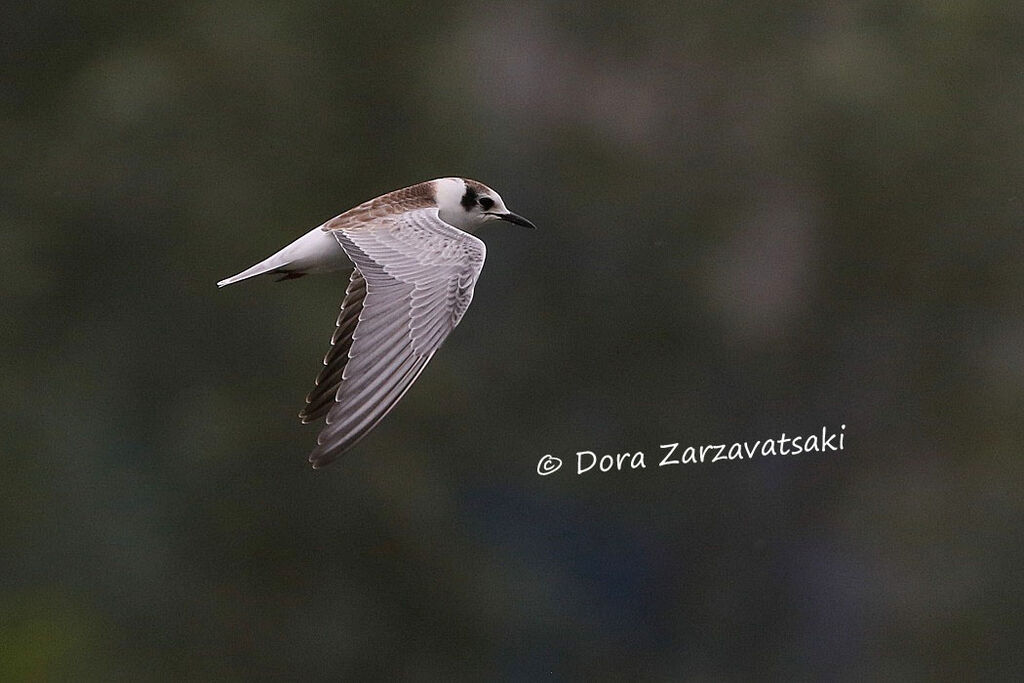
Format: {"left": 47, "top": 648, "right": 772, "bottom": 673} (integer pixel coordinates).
{"left": 3, "top": 1, "right": 1022, "bottom": 679}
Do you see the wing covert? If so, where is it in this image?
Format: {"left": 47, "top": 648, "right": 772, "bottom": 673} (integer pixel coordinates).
{"left": 305, "top": 208, "right": 485, "bottom": 467}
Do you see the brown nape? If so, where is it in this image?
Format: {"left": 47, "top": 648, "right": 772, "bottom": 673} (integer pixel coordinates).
{"left": 273, "top": 270, "right": 307, "bottom": 282}
{"left": 462, "top": 178, "right": 489, "bottom": 195}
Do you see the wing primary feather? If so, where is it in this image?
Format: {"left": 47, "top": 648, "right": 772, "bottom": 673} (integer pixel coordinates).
{"left": 300, "top": 269, "right": 366, "bottom": 423}
{"left": 305, "top": 208, "right": 486, "bottom": 465}
{"left": 309, "top": 355, "right": 434, "bottom": 468}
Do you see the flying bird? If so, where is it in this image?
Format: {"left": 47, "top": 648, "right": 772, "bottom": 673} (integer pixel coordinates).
{"left": 218, "top": 178, "right": 536, "bottom": 468}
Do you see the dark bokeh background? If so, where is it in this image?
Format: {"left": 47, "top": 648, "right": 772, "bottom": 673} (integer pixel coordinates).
{"left": 3, "top": 1, "right": 1022, "bottom": 679}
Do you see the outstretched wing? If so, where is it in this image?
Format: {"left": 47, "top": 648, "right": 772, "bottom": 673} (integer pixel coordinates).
{"left": 302, "top": 207, "right": 486, "bottom": 468}
{"left": 299, "top": 268, "right": 367, "bottom": 424}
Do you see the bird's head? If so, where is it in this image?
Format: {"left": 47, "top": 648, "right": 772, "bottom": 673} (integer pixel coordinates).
{"left": 433, "top": 177, "right": 536, "bottom": 232}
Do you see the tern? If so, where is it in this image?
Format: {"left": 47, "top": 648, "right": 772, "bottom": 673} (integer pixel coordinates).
{"left": 218, "top": 178, "right": 536, "bottom": 468}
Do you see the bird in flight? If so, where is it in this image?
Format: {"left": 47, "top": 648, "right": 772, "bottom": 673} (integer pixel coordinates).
{"left": 218, "top": 178, "right": 536, "bottom": 468}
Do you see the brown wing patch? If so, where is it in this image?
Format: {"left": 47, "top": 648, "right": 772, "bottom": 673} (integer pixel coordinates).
{"left": 321, "top": 181, "right": 436, "bottom": 232}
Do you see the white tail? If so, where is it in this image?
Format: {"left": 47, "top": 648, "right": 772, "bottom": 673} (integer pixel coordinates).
{"left": 217, "top": 226, "right": 350, "bottom": 287}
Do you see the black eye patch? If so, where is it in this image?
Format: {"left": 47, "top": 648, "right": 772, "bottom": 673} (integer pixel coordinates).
{"left": 460, "top": 186, "right": 478, "bottom": 210}
{"left": 479, "top": 197, "right": 494, "bottom": 210}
